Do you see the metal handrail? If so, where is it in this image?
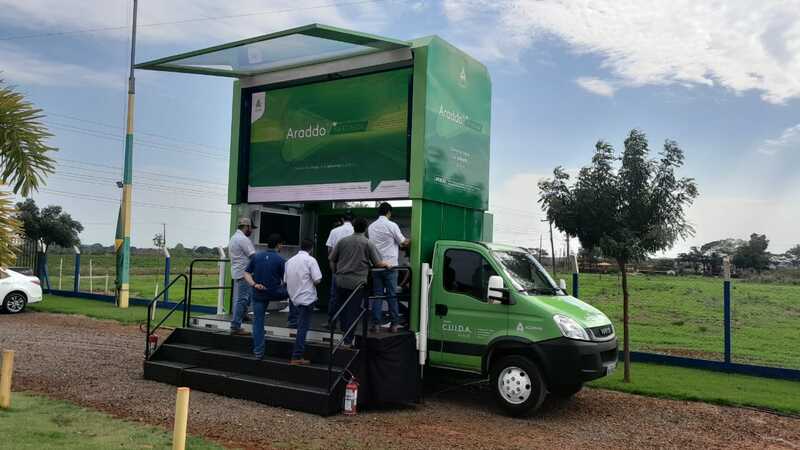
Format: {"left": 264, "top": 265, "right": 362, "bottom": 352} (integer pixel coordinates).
{"left": 145, "top": 273, "right": 188, "bottom": 358}
{"left": 187, "top": 258, "right": 231, "bottom": 328}
{"left": 327, "top": 282, "right": 368, "bottom": 392}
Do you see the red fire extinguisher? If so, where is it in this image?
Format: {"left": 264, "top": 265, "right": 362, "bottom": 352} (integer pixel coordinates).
{"left": 343, "top": 376, "right": 359, "bottom": 416}
{"left": 147, "top": 334, "right": 159, "bottom": 356}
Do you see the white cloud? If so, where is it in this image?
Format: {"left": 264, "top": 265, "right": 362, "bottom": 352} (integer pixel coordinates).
{"left": 0, "top": 45, "right": 122, "bottom": 89}
{"left": 444, "top": 0, "right": 800, "bottom": 104}
{"left": 0, "top": 0, "right": 383, "bottom": 44}
{"left": 758, "top": 124, "right": 800, "bottom": 155}
{"left": 575, "top": 77, "right": 615, "bottom": 97}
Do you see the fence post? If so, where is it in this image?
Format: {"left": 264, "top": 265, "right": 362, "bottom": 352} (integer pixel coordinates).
{"left": 723, "top": 256, "right": 732, "bottom": 365}
{"left": 59, "top": 257, "right": 63, "bottom": 290}
{"left": 105, "top": 273, "right": 109, "bottom": 295}
{"left": 89, "top": 259, "right": 93, "bottom": 293}
{"left": 163, "top": 247, "right": 171, "bottom": 303}
{"left": 73, "top": 246, "right": 81, "bottom": 292}
{"left": 217, "top": 247, "right": 226, "bottom": 315}
{"left": 571, "top": 254, "right": 579, "bottom": 298}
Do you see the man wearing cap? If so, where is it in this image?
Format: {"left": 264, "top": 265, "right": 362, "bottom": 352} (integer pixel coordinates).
{"left": 229, "top": 217, "right": 256, "bottom": 335}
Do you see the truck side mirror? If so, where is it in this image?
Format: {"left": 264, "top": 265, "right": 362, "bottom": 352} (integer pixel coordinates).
{"left": 558, "top": 279, "right": 567, "bottom": 291}
{"left": 487, "top": 275, "right": 513, "bottom": 304}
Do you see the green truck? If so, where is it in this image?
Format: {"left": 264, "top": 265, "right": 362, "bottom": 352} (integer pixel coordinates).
{"left": 138, "top": 24, "right": 617, "bottom": 416}
{"left": 420, "top": 240, "right": 617, "bottom": 414}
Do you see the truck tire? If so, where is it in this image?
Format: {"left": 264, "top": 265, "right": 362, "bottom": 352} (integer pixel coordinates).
{"left": 490, "top": 355, "right": 547, "bottom": 416}
{"left": 549, "top": 383, "right": 583, "bottom": 399}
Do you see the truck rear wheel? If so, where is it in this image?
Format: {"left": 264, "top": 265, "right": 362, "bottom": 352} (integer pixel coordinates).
{"left": 490, "top": 355, "right": 546, "bottom": 416}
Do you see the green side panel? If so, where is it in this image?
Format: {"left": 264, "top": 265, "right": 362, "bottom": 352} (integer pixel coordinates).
{"left": 410, "top": 198, "right": 487, "bottom": 331}
{"left": 418, "top": 37, "right": 491, "bottom": 210}
{"left": 482, "top": 212, "right": 493, "bottom": 242}
{"left": 409, "top": 45, "right": 428, "bottom": 200}
{"left": 228, "top": 81, "right": 242, "bottom": 204}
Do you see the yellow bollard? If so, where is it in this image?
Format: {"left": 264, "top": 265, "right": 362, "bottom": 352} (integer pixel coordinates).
{"left": 172, "top": 387, "right": 190, "bottom": 450}
{"left": 0, "top": 350, "right": 15, "bottom": 409}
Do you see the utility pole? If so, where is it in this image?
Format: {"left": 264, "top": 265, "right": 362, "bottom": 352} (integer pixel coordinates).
{"left": 548, "top": 221, "right": 556, "bottom": 276}
{"left": 539, "top": 234, "right": 543, "bottom": 260}
{"left": 115, "top": 0, "right": 138, "bottom": 309}
{"left": 162, "top": 222, "right": 167, "bottom": 249}
{"left": 565, "top": 233, "right": 570, "bottom": 272}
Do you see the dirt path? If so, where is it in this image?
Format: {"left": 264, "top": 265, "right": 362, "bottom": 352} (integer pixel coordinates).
{"left": 1, "top": 312, "right": 798, "bottom": 449}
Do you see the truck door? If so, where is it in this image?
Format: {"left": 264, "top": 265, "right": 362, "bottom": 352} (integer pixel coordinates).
{"left": 428, "top": 246, "right": 508, "bottom": 371}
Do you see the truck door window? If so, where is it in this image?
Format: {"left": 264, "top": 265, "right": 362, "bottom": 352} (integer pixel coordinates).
{"left": 442, "top": 249, "right": 496, "bottom": 302}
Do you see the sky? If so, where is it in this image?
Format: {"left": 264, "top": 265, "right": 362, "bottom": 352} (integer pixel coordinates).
{"left": 2, "top": 0, "right": 800, "bottom": 257}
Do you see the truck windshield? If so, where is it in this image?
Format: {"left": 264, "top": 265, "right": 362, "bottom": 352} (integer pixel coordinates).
{"left": 492, "top": 251, "right": 562, "bottom": 295}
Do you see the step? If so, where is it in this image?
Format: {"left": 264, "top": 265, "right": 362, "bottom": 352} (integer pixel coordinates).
{"left": 143, "top": 360, "right": 195, "bottom": 386}
{"left": 144, "top": 364, "right": 343, "bottom": 416}
{"left": 150, "top": 343, "right": 347, "bottom": 389}
{"left": 166, "top": 327, "right": 357, "bottom": 366}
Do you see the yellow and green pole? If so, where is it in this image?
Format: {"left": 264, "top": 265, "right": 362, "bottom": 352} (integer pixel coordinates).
{"left": 116, "top": 0, "right": 138, "bottom": 309}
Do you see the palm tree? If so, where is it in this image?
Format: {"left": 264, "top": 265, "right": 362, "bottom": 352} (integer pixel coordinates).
{"left": 0, "top": 79, "right": 56, "bottom": 267}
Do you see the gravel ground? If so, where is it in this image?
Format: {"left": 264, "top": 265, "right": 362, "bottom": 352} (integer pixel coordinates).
{"left": 1, "top": 312, "right": 799, "bottom": 450}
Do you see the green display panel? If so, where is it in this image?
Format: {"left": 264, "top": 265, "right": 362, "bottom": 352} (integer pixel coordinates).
{"left": 248, "top": 68, "right": 411, "bottom": 202}
{"left": 421, "top": 38, "right": 491, "bottom": 210}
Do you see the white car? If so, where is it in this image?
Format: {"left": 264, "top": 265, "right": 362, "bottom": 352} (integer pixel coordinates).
{"left": 0, "top": 268, "right": 43, "bottom": 313}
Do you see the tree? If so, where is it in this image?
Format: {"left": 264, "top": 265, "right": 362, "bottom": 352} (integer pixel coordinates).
{"left": 785, "top": 244, "right": 800, "bottom": 261}
{"left": 733, "top": 233, "right": 770, "bottom": 271}
{"left": 16, "top": 199, "right": 83, "bottom": 253}
{"left": 539, "top": 129, "right": 698, "bottom": 382}
{"left": 0, "top": 80, "right": 56, "bottom": 266}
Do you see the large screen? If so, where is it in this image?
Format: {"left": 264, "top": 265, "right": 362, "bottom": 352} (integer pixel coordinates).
{"left": 247, "top": 68, "right": 411, "bottom": 202}
{"left": 258, "top": 211, "right": 301, "bottom": 246}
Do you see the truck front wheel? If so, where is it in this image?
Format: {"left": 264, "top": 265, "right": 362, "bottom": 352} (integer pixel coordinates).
{"left": 490, "top": 355, "right": 546, "bottom": 416}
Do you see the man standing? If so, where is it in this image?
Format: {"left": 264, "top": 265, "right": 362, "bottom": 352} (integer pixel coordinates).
{"left": 285, "top": 239, "right": 322, "bottom": 365}
{"left": 229, "top": 217, "right": 256, "bottom": 336}
{"left": 325, "top": 211, "right": 354, "bottom": 325}
{"left": 329, "top": 217, "right": 388, "bottom": 345}
{"left": 368, "top": 202, "right": 410, "bottom": 333}
{"left": 243, "top": 234, "right": 287, "bottom": 359}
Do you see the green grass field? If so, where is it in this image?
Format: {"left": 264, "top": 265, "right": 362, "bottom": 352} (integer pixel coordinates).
{"left": 565, "top": 272, "right": 800, "bottom": 369}
{"left": 0, "top": 393, "right": 224, "bottom": 449}
{"left": 588, "top": 362, "right": 800, "bottom": 415}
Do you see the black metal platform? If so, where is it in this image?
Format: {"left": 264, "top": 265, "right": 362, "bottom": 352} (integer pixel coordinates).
{"left": 144, "top": 327, "right": 358, "bottom": 416}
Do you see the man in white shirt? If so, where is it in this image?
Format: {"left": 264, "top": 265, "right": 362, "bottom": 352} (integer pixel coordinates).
{"left": 368, "top": 203, "right": 410, "bottom": 333}
{"left": 324, "top": 211, "right": 354, "bottom": 325}
{"left": 229, "top": 217, "right": 256, "bottom": 335}
{"left": 285, "top": 239, "right": 323, "bottom": 365}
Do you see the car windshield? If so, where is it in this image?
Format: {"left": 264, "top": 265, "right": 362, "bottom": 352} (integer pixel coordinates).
{"left": 492, "top": 250, "right": 561, "bottom": 295}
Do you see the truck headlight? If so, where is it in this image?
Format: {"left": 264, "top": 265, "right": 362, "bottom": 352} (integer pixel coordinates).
{"left": 553, "top": 314, "right": 590, "bottom": 341}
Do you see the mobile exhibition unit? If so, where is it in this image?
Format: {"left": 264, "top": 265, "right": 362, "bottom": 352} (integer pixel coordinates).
{"left": 138, "top": 24, "right": 617, "bottom": 416}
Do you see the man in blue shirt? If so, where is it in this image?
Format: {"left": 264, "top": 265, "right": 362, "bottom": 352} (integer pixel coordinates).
{"left": 243, "top": 233, "right": 288, "bottom": 358}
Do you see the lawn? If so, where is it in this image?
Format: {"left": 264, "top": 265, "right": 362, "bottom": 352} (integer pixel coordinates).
{"left": 0, "top": 393, "right": 224, "bottom": 449}
{"left": 589, "top": 362, "right": 800, "bottom": 416}
{"left": 30, "top": 295, "right": 186, "bottom": 329}
{"left": 565, "top": 272, "right": 800, "bottom": 369}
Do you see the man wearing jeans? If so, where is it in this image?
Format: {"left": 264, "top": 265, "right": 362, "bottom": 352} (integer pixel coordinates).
{"left": 243, "top": 234, "right": 287, "bottom": 358}
{"left": 285, "top": 239, "right": 322, "bottom": 365}
{"left": 329, "top": 218, "right": 388, "bottom": 345}
{"left": 229, "top": 217, "right": 256, "bottom": 336}
{"left": 368, "top": 203, "right": 410, "bottom": 333}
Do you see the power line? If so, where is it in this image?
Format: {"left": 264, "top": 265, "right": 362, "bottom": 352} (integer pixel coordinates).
{"left": 38, "top": 188, "right": 230, "bottom": 215}
{"left": 55, "top": 158, "right": 227, "bottom": 187}
{"left": 0, "top": 0, "right": 393, "bottom": 41}
{"left": 47, "top": 122, "right": 227, "bottom": 160}
{"left": 46, "top": 111, "right": 227, "bottom": 153}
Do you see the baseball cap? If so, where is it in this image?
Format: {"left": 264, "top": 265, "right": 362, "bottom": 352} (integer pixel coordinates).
{"left": 238, "top": 217, "right": 257, "bottom": 228}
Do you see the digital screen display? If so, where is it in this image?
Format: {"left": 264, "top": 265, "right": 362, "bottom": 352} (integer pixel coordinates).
{"left": 258, "top": 211, "right": 301, "bottom": 246}
{"left": 247, "top": 68, "right": 411, "bottom": 202}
